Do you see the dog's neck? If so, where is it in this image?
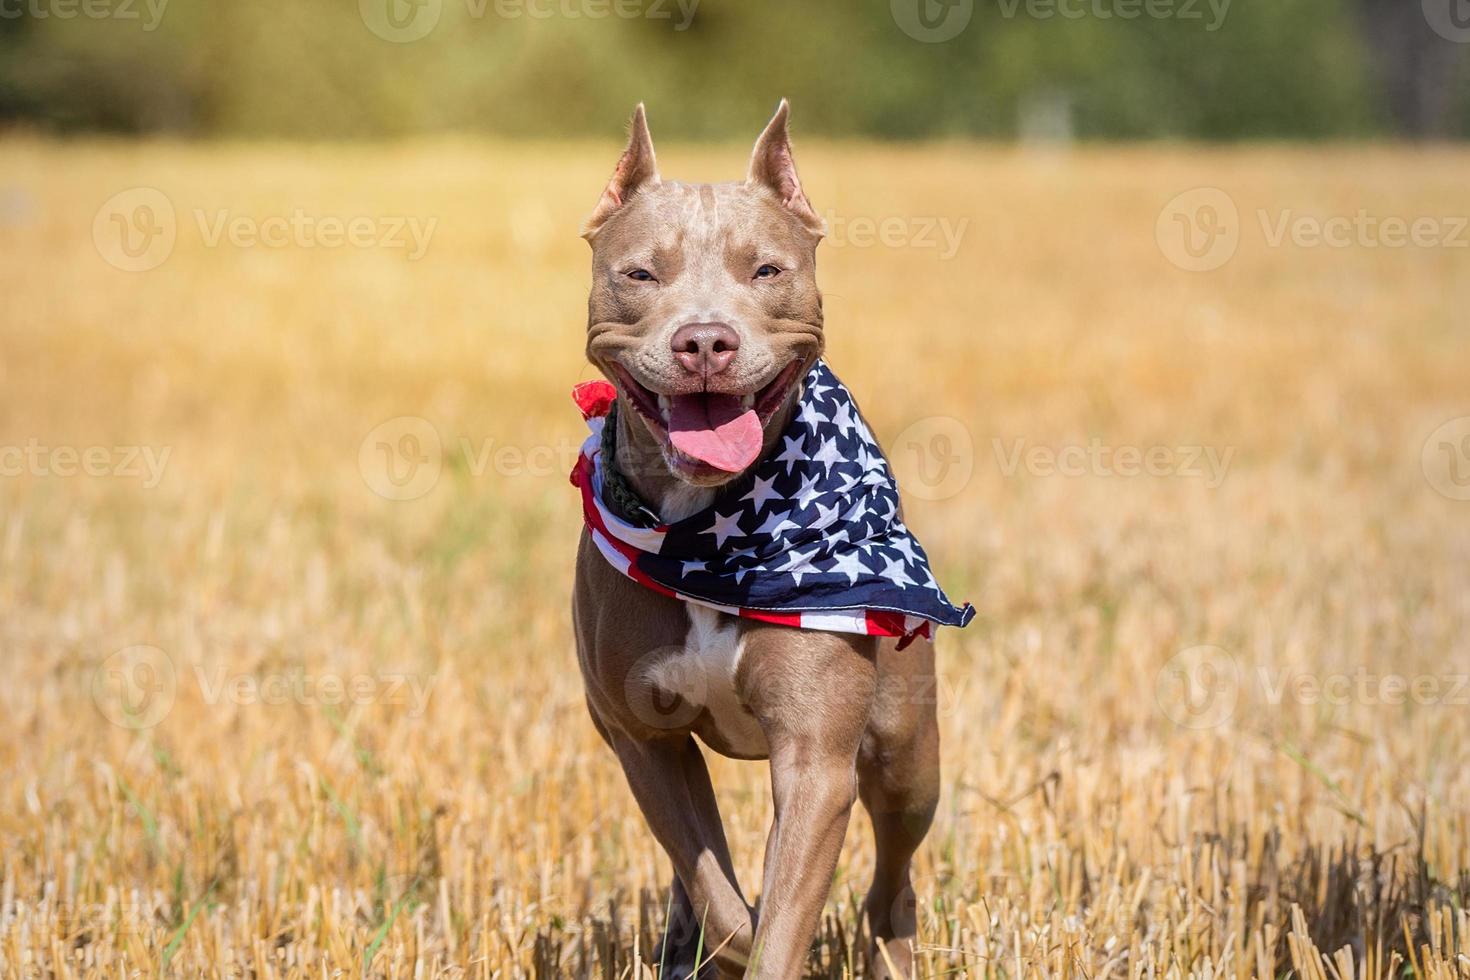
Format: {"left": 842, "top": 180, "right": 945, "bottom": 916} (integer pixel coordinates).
{"left": 613, "top": 402, "right": 695, "bottom": 520}
{"left": 613, "top": 388, "right": 801, "bottom": 524}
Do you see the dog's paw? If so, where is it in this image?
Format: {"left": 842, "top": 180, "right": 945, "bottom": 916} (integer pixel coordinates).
{"left": 653, "top": 961, "right": 719, "bottom": 980}
{"left": 650, "top": 943, "right": 719, "bottom": 980}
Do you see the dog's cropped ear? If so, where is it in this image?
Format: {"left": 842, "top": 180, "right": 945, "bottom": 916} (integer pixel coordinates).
{"left": 747, "top": 99, "right": 825, "bottom": 238}
{"left": 581, "top": 104, "right": 660, "bottom": 241}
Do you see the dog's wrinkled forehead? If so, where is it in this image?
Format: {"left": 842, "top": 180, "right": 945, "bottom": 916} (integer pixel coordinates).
{"left": 595, "top": 179, "right": 812, "bottom": 267}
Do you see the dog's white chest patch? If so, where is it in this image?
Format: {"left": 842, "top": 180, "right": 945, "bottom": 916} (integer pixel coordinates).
{"left": 647, "top": 606, "right": 768, "bottom": 757}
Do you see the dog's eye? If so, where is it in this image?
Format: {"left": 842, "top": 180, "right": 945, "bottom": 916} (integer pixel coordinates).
{"left": 754, "top": 264, "right": 782, "bottom": 280}
{"left": 626, "top": 268, "right": 656, "bottom": 283}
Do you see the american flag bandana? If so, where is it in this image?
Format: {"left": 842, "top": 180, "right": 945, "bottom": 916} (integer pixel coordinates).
{"left": 570, "top": 360, "right": 975, "bottom": 648}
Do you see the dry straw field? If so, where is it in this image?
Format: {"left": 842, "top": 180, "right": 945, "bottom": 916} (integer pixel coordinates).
{"left": 2, "top": 137, "right": 1469, "bottom": 977}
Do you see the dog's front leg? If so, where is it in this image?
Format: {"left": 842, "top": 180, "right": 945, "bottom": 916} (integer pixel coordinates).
{"left": 606, "top": 732, "right": 756, "bottom": 975}
{"left": 749, "top": 740, "right": 862, "bottom": 976}
{"left": 740, "top": 629, "right": 878, "bottom": 978}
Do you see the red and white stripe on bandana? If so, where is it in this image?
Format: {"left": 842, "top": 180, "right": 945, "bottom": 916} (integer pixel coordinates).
{"left": 569, "top": 361, "right": 975, "bottom": 649}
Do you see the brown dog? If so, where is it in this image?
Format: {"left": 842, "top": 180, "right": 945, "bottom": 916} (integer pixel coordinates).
{"left": 573, "top": 102, "right": 939, "bottom": 979}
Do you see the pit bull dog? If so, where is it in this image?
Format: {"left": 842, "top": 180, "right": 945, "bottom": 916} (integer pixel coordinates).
{"left": 572, "top": 101, "right": 949, "bottom": 979}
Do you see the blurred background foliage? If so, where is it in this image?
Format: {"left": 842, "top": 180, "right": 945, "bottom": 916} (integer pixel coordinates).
{"left": 0, "top": 0, "right": 1466, "bottom": 140}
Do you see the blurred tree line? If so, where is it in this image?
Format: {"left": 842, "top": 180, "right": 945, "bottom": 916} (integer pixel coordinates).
{"left": 0, "top": 0, "right": 1466, "bottom": 140}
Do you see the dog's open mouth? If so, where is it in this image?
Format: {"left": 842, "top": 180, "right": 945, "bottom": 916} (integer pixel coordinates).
{"left": 610, "top": 360, "right": 805, "bottom": 474}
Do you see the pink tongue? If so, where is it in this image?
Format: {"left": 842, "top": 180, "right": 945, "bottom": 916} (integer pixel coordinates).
{"left": 668, "top": 393, "right": 763, "bottom": 472}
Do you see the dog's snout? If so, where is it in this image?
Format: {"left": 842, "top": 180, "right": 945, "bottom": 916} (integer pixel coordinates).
{"left": 671, "top": 322, "right": 740, "bottom": 377}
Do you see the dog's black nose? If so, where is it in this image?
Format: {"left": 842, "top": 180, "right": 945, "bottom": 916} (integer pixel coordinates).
{"left": 671, "top": 322, "right": 740, "bottom": 377}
